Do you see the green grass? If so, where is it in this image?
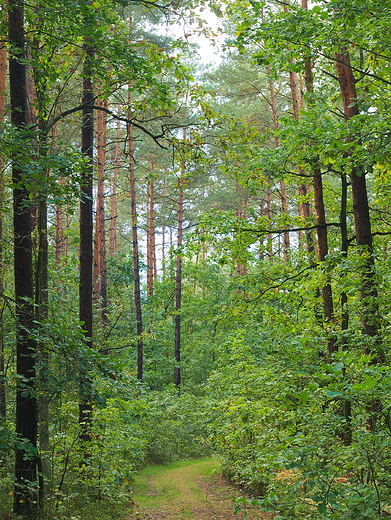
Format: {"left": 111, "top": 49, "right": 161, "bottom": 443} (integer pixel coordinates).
{"left": 132, "top": 457, "right": 220, "bottom": 509}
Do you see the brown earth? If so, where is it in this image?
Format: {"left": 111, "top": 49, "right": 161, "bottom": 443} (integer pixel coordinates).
{"left": 126, "top": 458, "right": 271, "bottom": 520}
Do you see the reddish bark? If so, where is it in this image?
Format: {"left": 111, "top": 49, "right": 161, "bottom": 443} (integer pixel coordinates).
{"left": 147, "top": 175, "right": 156, "bottom": 297}
{"left": 94, "top": 98, "right": 108, "bottom": 326}
{"left": 109, "top": 117, "right": 120, "bottom": 257}
{"left": 335, "top": 48, "right": 382, "bottom": 360}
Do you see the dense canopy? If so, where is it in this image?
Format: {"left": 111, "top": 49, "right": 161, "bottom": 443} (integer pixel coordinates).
{"left": 1, "top": 1, "right": 391, "bottom": 519}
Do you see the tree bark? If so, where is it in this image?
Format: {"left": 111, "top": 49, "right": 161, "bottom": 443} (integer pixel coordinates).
{"left": 79, "top": 39, "right": 94, "bottom": 453}
{"left": 9, "top": 0, "right": 38, "bottom": 516}
{"left": 174, "top": 174, "right": 184, "bottom": 389}
{"left": 128, "top": 93, "right": 143, "bottom": 381}
{"left": 94, "top": 97, "right": 108, "bottom": 328}
{"left": 109, "top": 117, "right": 120, "bottom": 257}
{"left": 334, "top": 48, "right": 383, "bottom": 361}
{"left": 0, "top": 2, "right": 7, "bottom": 420}
{"left": 147, "top": 174, "right": 155, "bottom": 297}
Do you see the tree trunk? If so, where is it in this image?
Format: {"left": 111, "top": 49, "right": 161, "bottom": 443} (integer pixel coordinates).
{"left": 9, "top": 0, "right": 38, "bottom": 516}
{"left": 109, "top": 117, "right": 120, "bottom": 257}
{"left": 79, "top": 39, "right": 94, "bottom": 454}
{"left": 268, "top": 73, "right": 290, "bottom": 264}
{"left": 299, "top": 1, "right": 336, "bottom": 356}
{"left": 162, "top": 224, "right": 166, "bottom": 279}
{"left": 35, "top": 165, "right": 50, "bottom": 505}
{"left": 174, "top": 174, "right": 184, "bottom": 389}
{"left": 0, "top": 3, "right": 7, "bottom": 420}
{"left": 313, "top": 170, "right": 336, "bottom": 356}
{"left": 94, "top": 98, "right": 108, "bottom": 328}
{"left": 266, "top": 183, "right": 273, "bottom": 260}
{"left": 147, "top": 175, "right": 155, "bottom": 297}
{"left": 128, "top": 93, "right": 143, "bottom": 381}
{"left": 334, "top": 48, "right": 383, "bottom": 362}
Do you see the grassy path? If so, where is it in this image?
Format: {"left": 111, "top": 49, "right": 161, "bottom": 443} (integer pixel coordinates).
{"left": 126, "top": 457, "right": 270, "bottom": 520}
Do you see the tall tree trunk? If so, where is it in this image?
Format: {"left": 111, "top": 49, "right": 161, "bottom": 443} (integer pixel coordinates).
{"left": 313, "top": 170, "right": 336, "bottom": 356}
{"left": 94, "top": 98, "right": 108, "bottom": 327}
{"left": 53, "top": 123, "right": 65, "bottom": 266}
{"left": 35, "top": 160, "right": 50, "bottom": 505}
{"left": 284, "top": 2, "right": 311, "bottom": 254}
{"left": 109, "top": 117, "right": 120, "bottom": 257}
{"left": 147, "top": 174, "right": 155, "bottom": 297}
{"left": 334, "top": 48, "right": 383, "bottom": 362}
{"left": 268, "top": 72, "right": 290, "bottom": 262}
{"left": 9, "top": 0, "right": 38, "bottom": 516}
{"left": 300, "top": 0, "right": 336, "bottom": 356}
{"left": 174, "top": 174, "right": 184, "bottom": 389}
{"left": 0, "top": 3, "right": 7, "bottom": 420}
{"left": 128, "top": 93, "right": 143, "bottom": 381}
{"left": 162, "top": 224, "right": 166, "bottom": 279}
{"left": 266, "top": 183, "right": 273, "bottom": 260}
{"left": 79, "top": 39, "right": 94, "bottom": 454}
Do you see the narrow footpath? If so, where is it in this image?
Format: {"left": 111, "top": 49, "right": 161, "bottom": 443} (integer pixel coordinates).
{"left": 126, "top": 457, "right": 270, "bottom": 520}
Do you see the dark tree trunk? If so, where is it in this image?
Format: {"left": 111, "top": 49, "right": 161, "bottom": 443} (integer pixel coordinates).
{"left": 79, "top": 40, "right": 94, "bottom": 451}
{"left": 0, "top": 4, "right": 7, "bottom": 420}
{"left": 340, "top": 173, "right": 349, "bottom": 335}
{"left": 299, "top": 6, "right": 336, "bottom": 356}
{"left": 9, "top": 0, "right": 38, "bottom": 516}
{"left": 35, "top": 171, "right": 50, "bottom": 505}
{"left": 313, "top": 171, "right": 336, "bottom": 356}
{"left": 335, "top": 48, "right": 383, "bottom": 362}
{"left": 128, "top": 94, "right": 143, "bottom": 381}
{"left": 174, "top": 174, "right": 184, "bottom": 389}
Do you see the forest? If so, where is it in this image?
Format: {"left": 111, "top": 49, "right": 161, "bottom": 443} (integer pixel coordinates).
{"left": 1, "top": 0, "right": 391, "bottom": 519}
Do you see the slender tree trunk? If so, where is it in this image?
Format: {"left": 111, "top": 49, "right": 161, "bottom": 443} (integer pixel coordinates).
{"left": 313, "top": 171, "right": 336, "bottom": 356}
{"left": 266, "top": 183, "right": 273, "bottom": 259}
{"left": 174, "top": 174, "right": 184, "bottom": 389}
{"left": 334, "top": 48, "right": 383, "bottom": 361}
{"left": 299, "top": 1, "right": 336, "bottom": 356}
{"left": 128, "top": 93, "right": 143, "bottom": 381}
{"left": 79, "top": 39, "right": 94, "bottom": 454}
{"left": 94, "top": 98, "right": 108, "bottom": 327}
{"left": 9, "top": 0, "right": 38, "bottom": 516}
{"left": 147, "top": 174, "right": 155, "bottom": 297}
{"left": 35, "top": 157, "right": 50, "bottom": 505}
{"left": 162, "top": 224, "right": 166, "bottom": 279}
{"left": 109, "top": 117, "right": 120, "bottom": 257}
{"left": 0, "top": 4, "right": 7, "bottom": 420}
{"left": 284, "top": 3, "right": 311, "bottom": 254}
{"left": 268, "top": 74, "right": 290, "bottom": 263}
{"left": 53, "top": 123, "right": 65, "bottom": 266}
{"left": 340, "top": 173, "right": 349, "bottom": 335}
{"left": 339, "top": 171, "right": 352, "bottom": 444}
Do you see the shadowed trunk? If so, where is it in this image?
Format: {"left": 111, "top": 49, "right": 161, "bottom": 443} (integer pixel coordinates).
{"left": 79, "top": 39, "right": 94, "bottom": 455}
{"left": 174, "top": 174, "right": 184, "bottom": 389}
{"left": 9, "top": 0, "right": 38, "bottom": 516}
{"left": 335, "top": 48, "right": 383, "bottom": 362}
{"left": 0, "top": 2, "right": 7, "bottom": 420}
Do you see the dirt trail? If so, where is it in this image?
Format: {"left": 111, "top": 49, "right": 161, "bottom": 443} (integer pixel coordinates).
{"left": 126, "top": 458, "right": 270, "bottom": 520}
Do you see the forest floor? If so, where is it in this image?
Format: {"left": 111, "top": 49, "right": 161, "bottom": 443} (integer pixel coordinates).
{"left": 125, "top": 457, "right": 271, "bottom": 520}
